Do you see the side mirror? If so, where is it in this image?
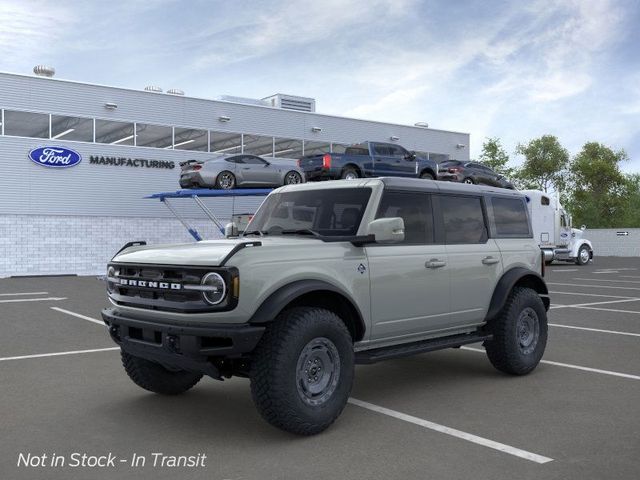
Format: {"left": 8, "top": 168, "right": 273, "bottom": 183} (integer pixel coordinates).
{"left": 366, "top": 217, "right": 404, "bottom": 243}
{"left": 404, "top": 152, "right": 416, "bottom": 160}
{"left": 224, "top": 222, "right": 239, "bottom": 238}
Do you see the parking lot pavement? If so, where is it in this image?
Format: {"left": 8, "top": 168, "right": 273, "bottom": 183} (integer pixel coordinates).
{"left": 1, "top": 257, "right": 640, "bottom": 480}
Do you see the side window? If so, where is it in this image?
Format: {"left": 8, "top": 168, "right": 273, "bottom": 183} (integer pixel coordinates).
{"left": 242, "top": 155, "right": 267, "bottom": 165}
{"left": 376, "top": 191, "right": 434, "bottom": 244}
{"left": 373, "top": 144, "right": 391, "bottom": 156}
{"left": 491, "top": 197, "right": 531, "bottom": 237}
{"left": 388, "top": 145, "right": 406, "bottom": 158}
{"left": 225, "top": 156, "right": 243, "bottom": 164}
{"left": 541, "top": 196, "right": 550, "bottom": 206}
{"left": 441, "top": 196, "right": 487, "bottom": 244}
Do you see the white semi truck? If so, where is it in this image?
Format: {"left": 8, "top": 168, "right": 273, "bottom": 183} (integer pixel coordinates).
{"left": 521, "top": 190, "right": 594, "bottom": 266}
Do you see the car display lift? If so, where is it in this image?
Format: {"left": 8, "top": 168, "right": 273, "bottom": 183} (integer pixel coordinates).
{"left": 146, "top": 188, "right": 272, "bottom": 241}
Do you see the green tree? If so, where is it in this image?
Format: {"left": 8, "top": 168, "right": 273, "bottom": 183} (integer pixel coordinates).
{"left": 478, "top": 137, "right": 515, "bottom": 178}
{"left": 568, "top": 142, "right": 631, "bottom": 228}
{"left": 515, "top": 135, "right": 569, "bottom": 192}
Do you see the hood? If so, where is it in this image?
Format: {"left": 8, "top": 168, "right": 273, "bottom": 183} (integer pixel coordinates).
{"left": 113, "top": 239, "right": 246, "bottom": 266}
{"left": 111, "top": 236, "right": 323, "bottom": 266}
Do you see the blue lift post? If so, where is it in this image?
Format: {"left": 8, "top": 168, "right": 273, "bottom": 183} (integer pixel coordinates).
{"left": 145, "top": 188, "right": 272, "bottom": 241}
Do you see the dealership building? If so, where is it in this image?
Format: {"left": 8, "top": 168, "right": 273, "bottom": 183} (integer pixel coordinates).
{"left": 0, "top": 68, "right": 470, "bottom": 277}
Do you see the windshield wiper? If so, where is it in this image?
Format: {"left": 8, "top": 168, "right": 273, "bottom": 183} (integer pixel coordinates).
{"left": 280, "top": 229, "right": 322, "bottom": 238}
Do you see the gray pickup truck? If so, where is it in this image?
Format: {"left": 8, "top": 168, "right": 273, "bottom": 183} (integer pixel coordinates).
{"left": 102, "top": 178, "right": 549, "bottom": 435}
{"left": 299, "top": 141, "right": 439, "bottom": 182}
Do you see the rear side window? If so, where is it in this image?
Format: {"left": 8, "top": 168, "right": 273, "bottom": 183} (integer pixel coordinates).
{"left": 441, "top": 196, "right": 487, "bottom": 244}
{"left": 376, "top": 191, "right": 434, "bottom": 244}
{"left": 345, "top": 147, "right": 369, "bottom": 156}
{"left": 491, "top": 197, "right": 531, "bottom": 237}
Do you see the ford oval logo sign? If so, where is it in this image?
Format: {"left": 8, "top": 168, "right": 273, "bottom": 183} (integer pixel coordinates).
{"left": 28, "top": 146, "right": 82, "bottom": 168}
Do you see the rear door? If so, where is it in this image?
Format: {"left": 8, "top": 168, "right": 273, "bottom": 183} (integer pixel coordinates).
{"left": 366, "top": 190, "right": 451, "bottom": 341}
{"left": 436, "top": 194, "right": 502, "bottom": 327}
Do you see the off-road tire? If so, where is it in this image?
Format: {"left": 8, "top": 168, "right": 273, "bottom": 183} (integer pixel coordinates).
{"left": 215, "top": 171, "right": 236, "bottom": 189}
{"left": 420, "top": 171, "right": 435, "bottom": 180}
{"left": 576, "top": 245, "right": 590, "bottom": 265}
{"left": 121, "top": 351, "right": 202, "bottom": 395}
{"left": 484, "top": 287, "right": 547, "bottom": 375}
{"left": 341, "top": 167, "right": 359, "bottom": 180}
{"left": 250, "top": 307, "right": 354, "bottom": 435}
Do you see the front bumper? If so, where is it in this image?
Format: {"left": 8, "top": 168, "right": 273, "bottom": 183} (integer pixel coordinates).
{"left": 102, "top": 308, "right": 265, "bottom": 378}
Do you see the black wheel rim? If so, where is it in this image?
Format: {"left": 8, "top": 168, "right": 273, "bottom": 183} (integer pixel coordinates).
{"left": 219, "top": 173, "right": 234, "bottom": 189}
{"left": 295, "top": 337, "right": 341, "bottom": 407}
{"left": 516, "top": 307, "right": 540, "bottom": 355}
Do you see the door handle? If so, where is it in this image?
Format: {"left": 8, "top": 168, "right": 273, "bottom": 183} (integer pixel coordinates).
{"left": 242, "top": 167, "right": 251, "bottom": 170}
{"left": 425, "top": 259, "right": 446, "bottom": 269}
{"left": 482, "top": 256, "right": 500, "bottom": 265}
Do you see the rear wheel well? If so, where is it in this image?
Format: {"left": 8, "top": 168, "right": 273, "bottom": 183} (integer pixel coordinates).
{"left": 513, "top": 275, "right": 550, "bottom": 310}
{"left": 342, "top": 164, "right": 362, "bottom": 177}
{"left": 284, "top": 290, "right": 364, "bottom": 342}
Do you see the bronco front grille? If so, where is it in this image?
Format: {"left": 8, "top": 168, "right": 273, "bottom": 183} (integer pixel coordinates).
{"left": 107, "top": 263, "right": 237, "bottom": 313}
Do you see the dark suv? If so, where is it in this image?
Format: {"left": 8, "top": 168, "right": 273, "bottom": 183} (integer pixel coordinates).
{"left": 438, "top": 160, "right": 515, "bottom": 189}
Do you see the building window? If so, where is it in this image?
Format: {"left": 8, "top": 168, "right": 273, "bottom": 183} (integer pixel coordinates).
{"left": 210, "top": 131, "right": 243, "bottom": 154}
{"left": 95, "top": 119, "right": 135, "bottom": 145}
{"left": 244, "top": 134, "right": 274, "bottom": 156}
{"left": 135, "top": 123, "right": 172, "bottom": 148}
{"left": 173, "top": 127, "right": 208, "bottom": 151}
{"left": 51, "top": 115, "right": 93, "bottom": 142}
{"left": 4, "top": 110, "right": 49, "bottom": 138}
{"left": 304, "top": 140, "right": 331, "bottom": 156}
{"left": 273, "top": 137, "right": 303, "bottom": 159}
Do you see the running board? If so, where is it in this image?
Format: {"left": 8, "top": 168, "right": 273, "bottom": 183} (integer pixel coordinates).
{"left": 355, "top": 332, "right": 492, "bottom": 365}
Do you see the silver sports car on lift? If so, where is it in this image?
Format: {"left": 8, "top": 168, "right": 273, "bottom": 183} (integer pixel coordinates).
{"left": 179, "top": 154, "right": 305, "bottom": 189}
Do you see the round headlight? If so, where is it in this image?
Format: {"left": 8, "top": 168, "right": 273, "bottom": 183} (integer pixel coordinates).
{"left": 201, "top": 272, "right": 226, "bottom": 305}
{"left": 106, "top": 266, "right": 116, "bottom": 293}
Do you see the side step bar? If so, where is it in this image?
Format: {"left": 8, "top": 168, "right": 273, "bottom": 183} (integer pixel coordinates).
{"left": 355, "top": 332, "right": 492, "bottom": 365}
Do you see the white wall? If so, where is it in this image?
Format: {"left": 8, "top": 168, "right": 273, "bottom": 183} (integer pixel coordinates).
{"left": 585, "top": 228, "right": 640, "bottom": 257}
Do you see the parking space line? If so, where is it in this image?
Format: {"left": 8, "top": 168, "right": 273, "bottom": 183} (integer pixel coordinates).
{"left": 573, "top": 278, "right": 640, "bottom": 284}
{"left": 0, "top": 347, "right": 119, "bottom": 362}
{"left": 573, "top": 306, "right": 640, "bottom": 315}
{"left": 549, "top": 269, "right": 578, "bottom": 272}
{"left": 549, "top": 323, "right": 640, "bottom": 337}
{"left": 461, "top": 347, "right": 640, "bottom": 380}
{"left": 621, "top": 275, "right": 640, "bottom": 279}
{"left": 0, "top": 292, "right": 49, "bottom": 296}
{"left": 550, "top": 291, "right": 639, "bottom": 299}
{"left": 547, "top": 282, "right": 640, "bottom": 291}
{"left": 550, "top": 298, "right": 640, "bottom": 310}
{"left": 51, "top": 307, "right": 105, "bottom": 326}
{"left": 348, "top": 398, "right": 553, "bottom": 464}
{"left": 0, "top": 297, "right": 67, "bottom": 304}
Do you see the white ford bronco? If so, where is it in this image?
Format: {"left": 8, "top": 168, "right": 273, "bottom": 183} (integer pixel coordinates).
{"left": 102, "top": 178, "right": 550, "bottom": 435}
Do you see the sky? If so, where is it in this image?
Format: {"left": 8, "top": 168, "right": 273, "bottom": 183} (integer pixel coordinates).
{"left": 1, "top": 0, "right": 639, "bottom": 172}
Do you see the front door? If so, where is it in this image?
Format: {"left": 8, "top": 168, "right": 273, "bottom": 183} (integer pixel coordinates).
{"left": 367, "top": 190, "right": 451, "bottom": 342}
{"left": 239, "top": 155, "right": 280, "bottom": 185}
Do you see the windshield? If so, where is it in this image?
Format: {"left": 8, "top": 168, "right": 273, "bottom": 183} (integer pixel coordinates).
{"left": 244, "top": 188, "right": 372, "bottom": 237}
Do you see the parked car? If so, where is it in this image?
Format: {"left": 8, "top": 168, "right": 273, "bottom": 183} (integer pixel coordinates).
{"left": 298, "top": 141, "right": 438, "bottom": 181}
{"left": 437, "top": 160, "right": 515, "bottom": 189}
{"left": 179, "top": 155, "right": 305, "bottom": 189}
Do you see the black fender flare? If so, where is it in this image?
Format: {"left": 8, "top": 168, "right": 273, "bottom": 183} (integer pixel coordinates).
{"left": 248, "top": 280, "right": 366, "bottom": 339}
{"left": 485, "top": 268, "right": 549, "bottom": 322}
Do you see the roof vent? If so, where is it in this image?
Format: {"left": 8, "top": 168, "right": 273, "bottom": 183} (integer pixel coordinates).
{"left": 167, "top": 88, "right": 185, "bottom": 96}
{"left": 262, "top": 94, "right": 316, "bottom": 112}
{"left": 33, "top": 65, "right": 55, "bottom": 77}
{"left": 217, "top": 95, "right": 270, "bottom": 107}
{"left": 144, "top": 85, "right": 163, "bottom": 93}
